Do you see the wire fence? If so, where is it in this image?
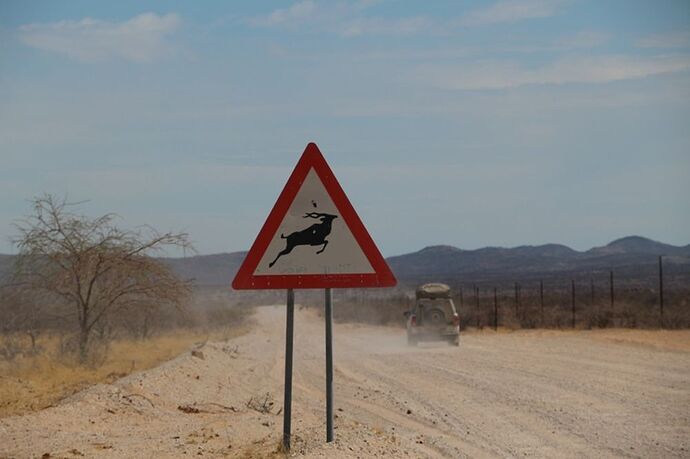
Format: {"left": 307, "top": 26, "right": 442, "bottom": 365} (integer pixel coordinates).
{"left": 455, "top": 282, "right": 689, "bottom": 330}
{"left": 335, "top": 257, "right": 690, "bottom": 329}
{"left": 453, "top": 258, "right": 690, "bottom": 329}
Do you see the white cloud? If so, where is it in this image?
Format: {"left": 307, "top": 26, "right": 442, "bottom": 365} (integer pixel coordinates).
{"left": 249, "top": 0, "right": 317, "bottom": 27}
{"left": 637, "top": 30, "right": 690, "bottom": 49}
{"left": 18, "top": 12, "right": 181, "bottom": 62}
{"left": 556, "top": 30, "right": 609, "bottom": 49}
{"left": 251, "top": 0, "right": 565, "bottom": 36}
{"left": 339, "top": 16, "right": 432, "bottom": 37}
{"left": 419, "top": 54, "right": 690, "bottom": 90}
{"left": 249, "top": 1, "right": 433, "bottom": 37}
{"left": 460, "top": 0, "right": 563, "bottom": 27}
{"left": 490, "top": 30, "right": 610, "bottom": 53}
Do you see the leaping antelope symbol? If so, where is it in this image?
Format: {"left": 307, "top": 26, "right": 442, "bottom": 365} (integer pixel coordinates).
{"left": 269, "top": 212, "right": 338, "bottom": 268}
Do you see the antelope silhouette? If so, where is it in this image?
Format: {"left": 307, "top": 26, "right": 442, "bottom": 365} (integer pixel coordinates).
{"left": 269, "top": 212, "right": 338, "bottom": 268}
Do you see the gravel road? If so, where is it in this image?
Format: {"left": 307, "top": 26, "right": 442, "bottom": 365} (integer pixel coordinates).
{"left": 1, "top": 306, "right": 689, "bottom": 458}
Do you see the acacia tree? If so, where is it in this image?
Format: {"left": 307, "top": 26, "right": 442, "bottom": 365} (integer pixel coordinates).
{"left": 12, "top": 194, "right": 193, "bottom": 363}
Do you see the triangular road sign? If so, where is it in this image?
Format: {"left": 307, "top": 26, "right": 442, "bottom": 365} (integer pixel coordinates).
{"left": 232, "top": 143, "right": 396, "bottom": 289}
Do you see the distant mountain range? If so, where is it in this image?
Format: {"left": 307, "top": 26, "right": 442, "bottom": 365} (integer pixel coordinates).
{"left": 386, "top": 236, "right": 690, "bottom": 285}
{"left": 1, "top": 236, "right": 689, "bottom": 287}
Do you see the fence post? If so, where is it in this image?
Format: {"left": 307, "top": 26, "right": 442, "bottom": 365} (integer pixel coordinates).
{"left": 571, "top": 279, "right": 576, "bottom": 329}
{"left": 474, "top": 285, "right": 480, "bottom": 328}
{"left": 514, "top": 282, "right": 519, "bottom": 318}
{"left": 659, "top": 255, "right": 664, "bottom": 327}
{"left": 540, "top": 280, "right": 544, "bottom": 325}
{"left": 494, "top": 287, "right": 498, "bottom": 331}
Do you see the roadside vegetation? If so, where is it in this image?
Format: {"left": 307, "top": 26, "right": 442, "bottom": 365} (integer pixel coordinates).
{"left": 0, "top": 283, "right": 253, "bottom": 418}
{"left": 0, "top": 195, "right": 251, "bottom": 417}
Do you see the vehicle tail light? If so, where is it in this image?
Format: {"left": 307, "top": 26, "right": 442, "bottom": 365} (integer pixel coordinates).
{"left": 410, "top": 315, "right": 417, "bottom": 326}
{"left": 453, "top": 314, "right": 460, "bottom": 327}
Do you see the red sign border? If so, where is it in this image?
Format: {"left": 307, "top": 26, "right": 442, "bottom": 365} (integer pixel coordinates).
{"left": 232, "top": 143, "right": 397, "bottom": 290}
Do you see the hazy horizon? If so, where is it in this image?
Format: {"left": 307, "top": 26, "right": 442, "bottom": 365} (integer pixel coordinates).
{"left": 1, "top": 1, "right": 689, "bottom": 256}
{"left": 1, "top": 233, "right": 687, "bottom": 259}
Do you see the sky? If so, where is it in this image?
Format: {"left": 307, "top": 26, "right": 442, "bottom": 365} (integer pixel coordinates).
{"left": 0, "top": 0, "right": 689, "bottom": 257}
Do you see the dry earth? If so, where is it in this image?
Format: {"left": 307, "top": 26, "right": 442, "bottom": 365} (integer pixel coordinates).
{"left": 1, "top": 306, "right": 689, "bottom": 458}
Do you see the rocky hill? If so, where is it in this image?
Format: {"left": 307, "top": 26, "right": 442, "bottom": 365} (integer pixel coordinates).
{"left": 387, "top": 236, "right": 690, "bottom": 283}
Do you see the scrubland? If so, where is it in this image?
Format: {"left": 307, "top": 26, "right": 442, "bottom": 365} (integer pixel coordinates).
{"left": 0, "top": 326, "right": 248, "bottom": 418}
{"left": 0, "top": 288, "right": 252, "bottom": 418}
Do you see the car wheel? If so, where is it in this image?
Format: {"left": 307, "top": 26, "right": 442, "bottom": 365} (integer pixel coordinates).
{"left": 449, "top": 336, "right": 460, "bottom": 346}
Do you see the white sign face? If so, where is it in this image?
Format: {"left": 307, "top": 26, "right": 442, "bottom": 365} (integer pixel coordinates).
{"left": 254, "top": 169, "right": 375, "bottom": 275}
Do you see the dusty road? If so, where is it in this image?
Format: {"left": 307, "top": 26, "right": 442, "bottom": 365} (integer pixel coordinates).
{"left": 1, "top": 306, "right": 689, "bottom": 458}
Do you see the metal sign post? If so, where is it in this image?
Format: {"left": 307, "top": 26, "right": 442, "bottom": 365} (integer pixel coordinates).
{"left": 282, "top": 289, "right": 295, "bottom": 451}
{"left": 325, "top": 288, "right": 334, "bottom": 442}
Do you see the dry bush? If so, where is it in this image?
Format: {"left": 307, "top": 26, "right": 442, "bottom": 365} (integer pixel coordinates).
{"left": 10, "top": 194, "right": 193, "bottom": 363}
{"left": 0, "top": 286, "right": 253, "bottom": 417}
{"left": 246, "top": 392, "right": 275, "bottom": 414}
{"left": 0, "top": 285, "right": 52, "bottom": 359}
{"left": 0, "top": 334, "right": 25, "bottom": 362}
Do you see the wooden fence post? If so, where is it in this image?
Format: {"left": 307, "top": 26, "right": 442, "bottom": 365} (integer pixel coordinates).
{"left": 540, "top": 280, "right": 544, "bottom": 325}
{"left": 494, "top": 287, "right": 498, "bottom": 330}
{"left": 514, "top": 282, "right": 519, "bottom": 318}
{"left": 571, "top": 279, "right": 576, "bottom": 329}
{"left": 659, "top": 255, "right": 664, "bottom": 327}
{"left": 474, "top": 285, "right": 480, "bottom": 328}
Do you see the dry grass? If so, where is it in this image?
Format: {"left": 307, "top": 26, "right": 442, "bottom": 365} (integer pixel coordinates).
{"left": 0, "top": 325, "right": 249, "bottom": 418}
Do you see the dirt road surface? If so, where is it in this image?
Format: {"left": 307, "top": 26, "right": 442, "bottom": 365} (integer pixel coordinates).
{"left": 2, "top": 306, "right": 689, "bottom": 458}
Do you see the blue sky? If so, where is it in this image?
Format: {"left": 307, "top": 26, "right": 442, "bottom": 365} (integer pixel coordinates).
{"left": 1, "top": 0, "right": 689, "bottom": 256}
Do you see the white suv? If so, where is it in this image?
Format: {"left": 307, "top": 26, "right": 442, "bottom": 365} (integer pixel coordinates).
{"left": 405, "top": 283, "right": 460, "bottom": 346}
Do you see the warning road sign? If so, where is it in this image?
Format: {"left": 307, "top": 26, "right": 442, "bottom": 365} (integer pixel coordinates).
{"left": 232, "top": 143, "right": 396, "bottom": 289}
